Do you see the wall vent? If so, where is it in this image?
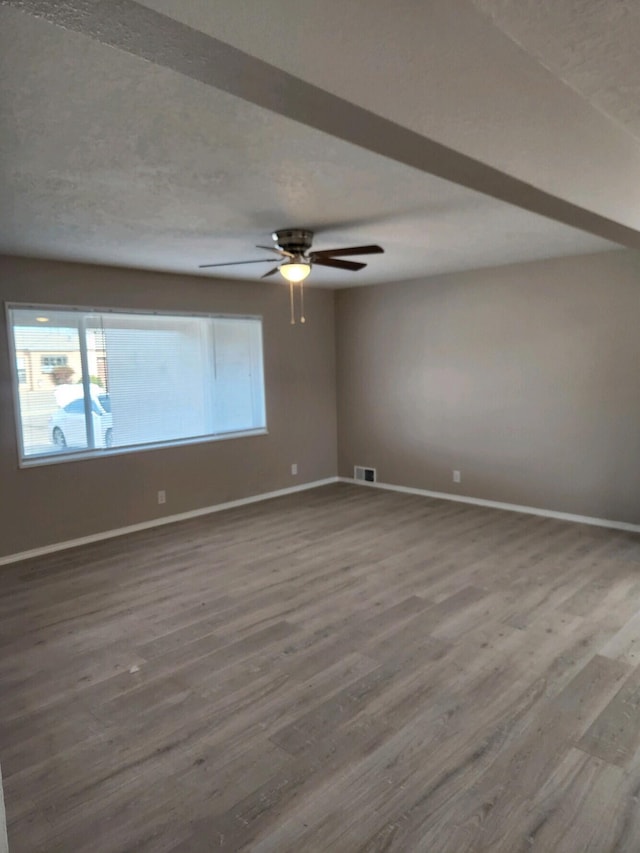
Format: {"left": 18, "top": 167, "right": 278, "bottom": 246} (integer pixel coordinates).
{"left": 354, "top": 466, "right": 376, "bottom": 483}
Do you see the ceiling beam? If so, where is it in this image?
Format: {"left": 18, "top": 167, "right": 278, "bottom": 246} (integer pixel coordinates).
{"left": 7, "top": 0, "right": 640, "bottom": 249}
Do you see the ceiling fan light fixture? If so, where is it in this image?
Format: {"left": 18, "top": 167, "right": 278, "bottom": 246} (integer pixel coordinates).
{"left": 278, "top": 261, "right": 311, "bottom": 283}
{"left": 198, "top": 231, "right": 383, "bottom": 324}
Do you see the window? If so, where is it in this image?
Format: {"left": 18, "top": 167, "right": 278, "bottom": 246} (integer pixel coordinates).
{"left": 8, "top": 305, "right": 266, "bottom": 463}
{"left": 41, "top": 354, "right": 68, "bottom": 373}
{"left": 16, "top": 356, "right": 27, "bottom": 385}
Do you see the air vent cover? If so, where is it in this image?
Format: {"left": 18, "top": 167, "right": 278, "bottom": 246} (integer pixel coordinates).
{"left": 354, "top": 466, "right": 376, "bottom": 483}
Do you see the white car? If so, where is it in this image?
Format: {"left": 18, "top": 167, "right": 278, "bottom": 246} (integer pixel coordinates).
{"left": 50, "top": 394, "right": 113, "bottom": 449}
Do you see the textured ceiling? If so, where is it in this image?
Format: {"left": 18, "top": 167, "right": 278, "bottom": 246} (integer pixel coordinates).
{"left": 136, "top": 0, "right": 640, "bottom": 230}
{"left": 1, "top": 1, "right": 637, "bottom": 287}
{"left": 471, "top": 0, "right": 640, "bottom": 141}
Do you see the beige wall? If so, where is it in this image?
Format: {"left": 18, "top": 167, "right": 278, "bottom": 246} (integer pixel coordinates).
{"left": 336, "top": 250, "right": 640, "bottom": 525}
{"left": 0, "top": 256, "right": 337, "bottom": 558}
{"left": 2, "top": 248, "right": 638, "bottom": 558}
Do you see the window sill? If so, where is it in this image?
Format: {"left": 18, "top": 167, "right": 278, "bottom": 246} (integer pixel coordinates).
{"left": 18, "top": 428, "right": 269, "bottom": 469}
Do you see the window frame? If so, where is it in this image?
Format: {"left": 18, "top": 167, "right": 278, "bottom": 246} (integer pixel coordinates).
{"left": 6, "top": 302, "right": 268, "bottom": 469}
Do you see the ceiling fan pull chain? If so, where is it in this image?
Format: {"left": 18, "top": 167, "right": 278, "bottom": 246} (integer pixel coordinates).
{"left": 289, "top": 279, "right": 296, "bottom": 325}
{"left": 300, "top": 279, "right": 306, "bottom": 324}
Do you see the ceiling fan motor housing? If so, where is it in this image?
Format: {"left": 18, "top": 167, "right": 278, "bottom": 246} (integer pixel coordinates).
{"left": 273, "top": 229, "right": 314, "bottom": 256}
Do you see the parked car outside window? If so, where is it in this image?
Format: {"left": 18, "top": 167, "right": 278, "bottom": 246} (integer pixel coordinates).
{"left": 49, "top": 395, "right": 113, "bottom": 449}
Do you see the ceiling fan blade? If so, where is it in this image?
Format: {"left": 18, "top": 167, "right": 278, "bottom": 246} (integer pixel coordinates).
{"left": 261, "top": 266, "right": 281, "bottom": 278}
{"left": 313, "top": 257, "right": 366, "bottom": 271}
{"left": 310, "top": 244, "right": 384, "bottom": 258}
{"left": 256, "top": 245, "right": 294, "bottom": 258}
{"left": 199, "top": 259, "right": 275, "bottom": 269}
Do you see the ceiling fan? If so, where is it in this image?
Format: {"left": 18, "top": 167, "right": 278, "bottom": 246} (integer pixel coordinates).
{"left": 199, "top": 229, "right": 384, "bottom": 324}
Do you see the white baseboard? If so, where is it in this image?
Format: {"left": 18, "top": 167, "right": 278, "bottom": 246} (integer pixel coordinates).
{"left": 0, "top": 477, "right": 340, "bottom": 567}
{"left": 339, "top": 477, "right": 640, "bottom": 534}
{"left": 3, "top": 474, "right": 636, "bottom": 567}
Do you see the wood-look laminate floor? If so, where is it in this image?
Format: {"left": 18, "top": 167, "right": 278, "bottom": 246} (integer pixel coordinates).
{"left": 2, "top": 484, "right": 640, "bottom": 852}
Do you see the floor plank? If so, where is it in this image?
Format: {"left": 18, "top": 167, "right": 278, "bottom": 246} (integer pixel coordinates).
{"left": 1, "top": 483, "right": 640, "bottom": 851}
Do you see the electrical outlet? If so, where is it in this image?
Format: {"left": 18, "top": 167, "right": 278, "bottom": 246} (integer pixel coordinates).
{"left": 291, "top": 463, "right": 298, "bottom": 476}
{"left": 157, "top": 490, "right": 166, "bottom": 504}
{"left": 453, "top": 470, "right": 461, "bottom": 484}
